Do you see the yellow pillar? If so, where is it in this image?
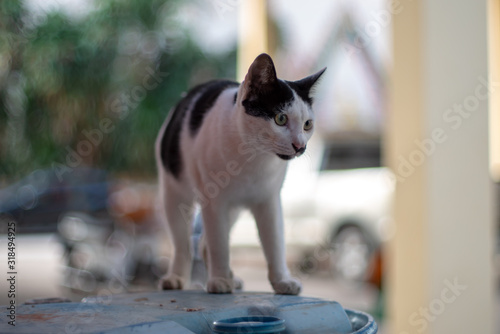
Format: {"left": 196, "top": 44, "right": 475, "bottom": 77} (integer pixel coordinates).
{"left": 387, "top": 1, "right": 494, "bottom": 333}
{"left": 237, "top": 0, "right": 268, "bottom": 82}
{"left": 386, "top": 0, "right": 428, "bottom": 331}
{"left": 488, "top": 0, "right": 500, "bottom": 181}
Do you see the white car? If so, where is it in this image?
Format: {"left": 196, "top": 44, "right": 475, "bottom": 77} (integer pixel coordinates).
{"left": 230, "top": 137, "right": 394, "bottom": 280}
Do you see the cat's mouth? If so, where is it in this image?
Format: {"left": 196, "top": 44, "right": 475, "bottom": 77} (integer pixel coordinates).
{"left": 276, "top": 144, "right": 306, "bottom": 160}
{"left": 276, "top": 152, "right": 304, "bottom": 160}
{"left": 277, "top": 153, "right": 294, "bottom": 160}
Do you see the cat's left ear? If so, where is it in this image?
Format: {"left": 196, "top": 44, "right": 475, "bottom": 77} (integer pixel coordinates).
{"left": 292, "top": 67, "right": 327, "bottom": 101}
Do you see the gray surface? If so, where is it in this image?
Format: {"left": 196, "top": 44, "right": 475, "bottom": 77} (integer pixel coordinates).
{"left": 0, "top": 290, "right": 354, "bottom": 333}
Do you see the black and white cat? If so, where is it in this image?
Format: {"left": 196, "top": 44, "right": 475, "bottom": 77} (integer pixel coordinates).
{"left": 156, "top": 53, "right": 325, "bottom": 295}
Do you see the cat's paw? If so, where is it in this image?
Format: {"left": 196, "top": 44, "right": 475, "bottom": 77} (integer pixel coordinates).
{"left": 207, "top": 277, "right": 234, "bottom": 294}
{"left": 233, "top": 276, "right": 244, "bottom": 291}
{"left": 271, "top": 277, "right": 302, "bottom": 295}
{"left": 159, "top": 274, "right": 185, "bottom": 290}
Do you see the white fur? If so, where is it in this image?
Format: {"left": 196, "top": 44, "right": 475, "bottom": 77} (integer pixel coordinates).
{"left": 156, "top": 59, "right": 319, "bottom": 295}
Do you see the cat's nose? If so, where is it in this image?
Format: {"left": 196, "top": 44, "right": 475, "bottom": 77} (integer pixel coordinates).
{"left": 292, "top": 143, "right": 306, "bottom": 154}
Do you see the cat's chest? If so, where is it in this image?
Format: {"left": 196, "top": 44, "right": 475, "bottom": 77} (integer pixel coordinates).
{"left": 193, "top": 149, "right": 287, "bottom": 205}
{"left": 231, "top": 158, "right": 287, "bottom": 199}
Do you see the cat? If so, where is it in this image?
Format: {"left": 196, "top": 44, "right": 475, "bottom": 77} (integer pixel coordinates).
{"left": 155, "top": 53, "right": 326, "bottom": 294}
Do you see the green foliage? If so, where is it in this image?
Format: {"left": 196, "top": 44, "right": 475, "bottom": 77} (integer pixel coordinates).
{"left": 0, "top": 0, "right": 236, "bottom": 182}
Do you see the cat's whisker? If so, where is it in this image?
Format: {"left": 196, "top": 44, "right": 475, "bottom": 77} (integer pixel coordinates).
{"left": 299, "top": 151, "right": 314, "bottom": 168}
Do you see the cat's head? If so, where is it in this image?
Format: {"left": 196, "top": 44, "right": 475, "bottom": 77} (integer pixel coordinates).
{"left": 238, "top": 53, "right": 326, "bottom": 160}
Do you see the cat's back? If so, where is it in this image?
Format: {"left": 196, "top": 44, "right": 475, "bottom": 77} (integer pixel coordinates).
{"left": 157, "top": 79, "right": 239, "bottom": 179}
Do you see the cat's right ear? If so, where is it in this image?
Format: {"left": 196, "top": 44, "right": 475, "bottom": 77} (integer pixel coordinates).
{"left": 242, "top": 53, "right": 278, "bottom": 101}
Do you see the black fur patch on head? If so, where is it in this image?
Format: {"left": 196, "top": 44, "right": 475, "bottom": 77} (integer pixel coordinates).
{"left": 286, "top": 67, "right": 327, "bottom": 106}
{"left": 286, "top": 80, "right": 313, "bottom": 105}
{"left": 189, "top": 80, "right": 239, "bottom": 136}
{"left": 242, "top": 79, "right": 294, "bottom": 119}
{"left": 241, "top": 54, "right": 326, "bottom": 119}
{"left": 242, "top": 53, "right": 295, "bottom": 119}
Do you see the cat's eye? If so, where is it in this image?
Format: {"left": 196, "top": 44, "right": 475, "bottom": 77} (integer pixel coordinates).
{"left": 304, "top": 120, "right": 313, "bottom": 131}
{"left": 275, "top": 112, "right": 288, "bottom": 126}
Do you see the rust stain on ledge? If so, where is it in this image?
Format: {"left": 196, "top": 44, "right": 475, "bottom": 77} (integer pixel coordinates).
{"left": 17, "top": 313, "right": 61, "bottom": 322}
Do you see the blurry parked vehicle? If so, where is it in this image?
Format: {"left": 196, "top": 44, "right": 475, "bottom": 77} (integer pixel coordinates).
{"left": 0, "top": 168, "right": 166, "bottom": 294}
{"left": 0, "top": 167, "right": 111, "bottom": 233}
{"left": 231, "top": 136, "right": 394, "bottom": 281}
{"left": 58, "top": 182, "right": 166, "bottom": 294}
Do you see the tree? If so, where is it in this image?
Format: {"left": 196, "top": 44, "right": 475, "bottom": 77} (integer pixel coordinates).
{"left": 0, "top": 0, "right": 236, "bottom": 182}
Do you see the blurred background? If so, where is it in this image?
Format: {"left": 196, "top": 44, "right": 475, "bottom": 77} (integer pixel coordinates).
{"left": 0, "top": 0, "right": 497, "bottom": 333}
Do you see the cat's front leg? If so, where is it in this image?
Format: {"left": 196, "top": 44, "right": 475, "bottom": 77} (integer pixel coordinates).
{"left": 251, "top": 196, "right": 302, "bottom": 295}
{"left": 202, "top": 204, "right": 234, "bottom": 294}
